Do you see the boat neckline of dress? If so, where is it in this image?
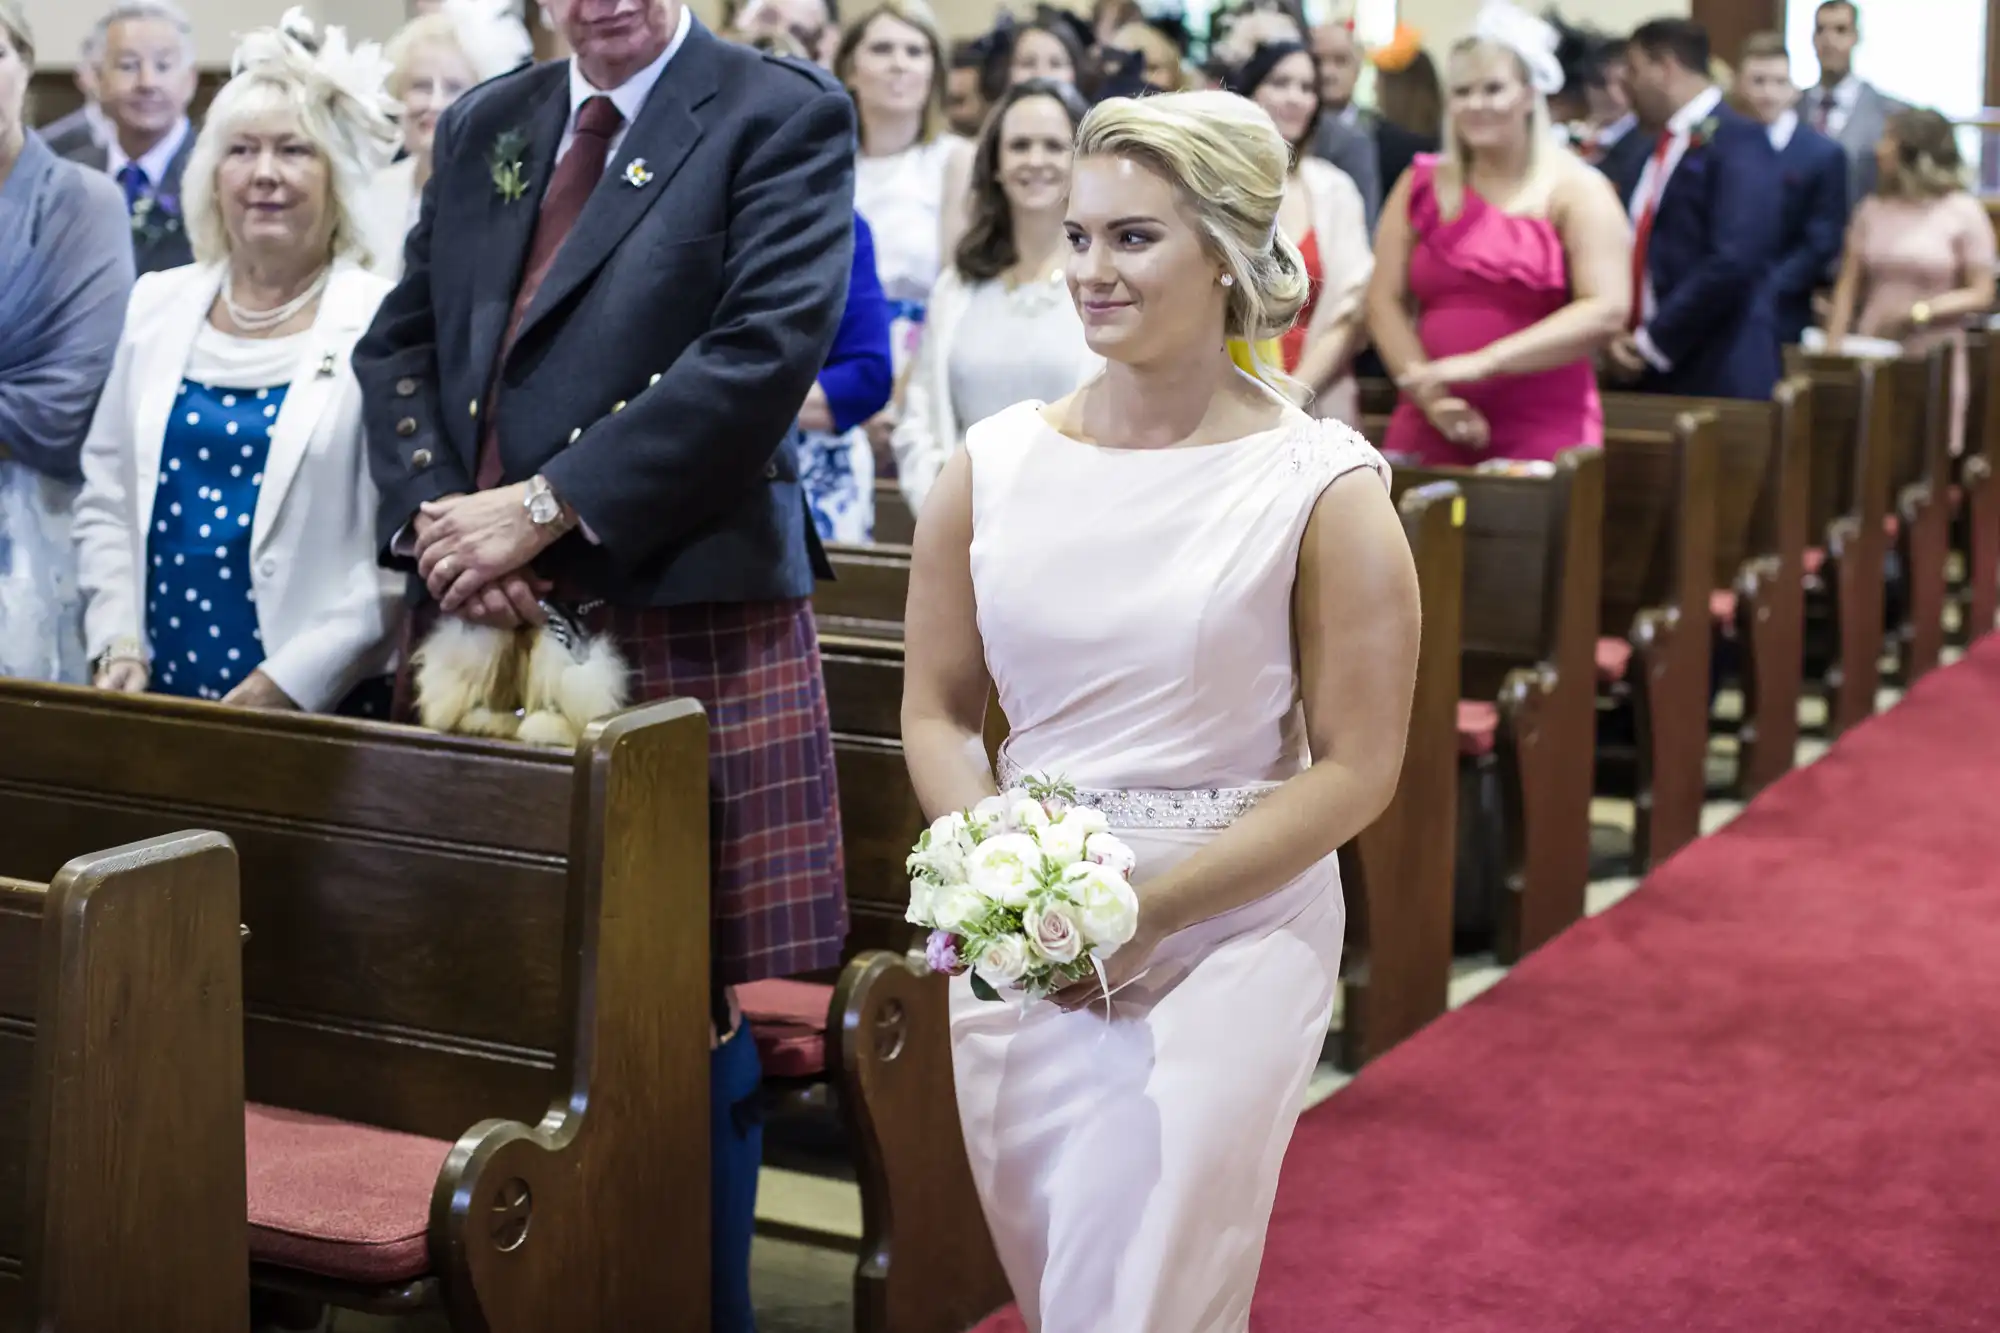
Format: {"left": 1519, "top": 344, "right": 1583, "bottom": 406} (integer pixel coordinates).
{"left": 1027, "top": 401, "right": 1310, "bottom": 455}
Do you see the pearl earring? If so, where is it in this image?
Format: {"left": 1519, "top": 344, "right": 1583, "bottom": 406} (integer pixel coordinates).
{"left": 1219, "top": 274, "right": 1235, "bottom": 288}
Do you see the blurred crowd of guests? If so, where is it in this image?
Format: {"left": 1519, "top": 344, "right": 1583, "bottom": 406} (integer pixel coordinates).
{"left": 1, "top": 0, "right": 1996, "bottom": 706}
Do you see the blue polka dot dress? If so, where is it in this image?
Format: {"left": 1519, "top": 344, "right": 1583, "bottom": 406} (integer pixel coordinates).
{"left": 145, "top": 329, "right": 298, "bottom": 701}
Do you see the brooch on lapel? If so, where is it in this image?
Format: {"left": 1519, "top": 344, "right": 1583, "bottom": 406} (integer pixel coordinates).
{"left": 489, "top": 127, "right": 531, "bottom": 204}
{"left": 317, "top": 352, "right": 337, "bottom": 378}
{"left": 622, "top": 158, "right": 654, "bottom": 189}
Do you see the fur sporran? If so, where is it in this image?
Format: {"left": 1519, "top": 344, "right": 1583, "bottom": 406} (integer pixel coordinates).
{"left": 410, "top": 605, "right": 631, "bottom": 748}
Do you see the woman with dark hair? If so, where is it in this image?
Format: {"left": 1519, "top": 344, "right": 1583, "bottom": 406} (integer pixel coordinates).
{"left": 982, "top": 16, "right": 1094, "bottom": 103}
{"left": 891, "top": 79, "right": 1098, "bottom": 512}
{"left": 1826, "top": 106, "right": 1997, "bottom": 455}
{"left": 1223, "top": 40, "right": 1371, "bottom": 420}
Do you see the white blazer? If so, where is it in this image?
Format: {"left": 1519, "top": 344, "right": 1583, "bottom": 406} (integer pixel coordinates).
{"left": 356, "top": 157, "right": 421, "bottom": 282}
{"left": 73, "top": 259, "right": 402, "bottom": 712}
{"left": 891, "top": 267, "right": 1103, "bottom": 516}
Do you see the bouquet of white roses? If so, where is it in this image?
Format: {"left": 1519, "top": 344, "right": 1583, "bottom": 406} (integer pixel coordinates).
{"left": 907, "top": 775, "right": 1142, "bottom": 1002}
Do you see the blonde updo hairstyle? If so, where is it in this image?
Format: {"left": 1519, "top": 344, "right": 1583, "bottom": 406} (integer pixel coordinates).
{"left": 1073, "top": 91, "right": 1310, "bottom": 394}
{"left": 182, "top": 9, "right": 400, "bottom": 269}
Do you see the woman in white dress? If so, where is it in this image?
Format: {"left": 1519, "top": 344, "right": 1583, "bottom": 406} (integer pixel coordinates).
{"left": 361, "top": 0, "right": 532, "bottom": 281}
{"left": 891, "top": 78, "right": 1098, "bottom": 515}
{"left": 901, "top": 91, "right": 1421, "bottom": 1331}
{"left": 835, "top": 0, "right": 974, "bottom": 455}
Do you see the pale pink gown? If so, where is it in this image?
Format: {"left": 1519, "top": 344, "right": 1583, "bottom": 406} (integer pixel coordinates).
{"left": 951, "top": 400, "right": 1390, "bottom": 1333}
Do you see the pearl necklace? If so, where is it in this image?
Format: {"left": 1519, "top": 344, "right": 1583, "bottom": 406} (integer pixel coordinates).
{"left": 222, "top": 265, "right": 330, "bottom": 335}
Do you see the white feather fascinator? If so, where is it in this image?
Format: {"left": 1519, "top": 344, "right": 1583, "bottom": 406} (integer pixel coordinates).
{"left": 441, "top": 0, "right": 535, "bottom": 83}
{"left": 1471, "top": 0, "right": 1565, "bottom": 96}
{"left": 232, "top": 8, "right": 401, "bottom": 174}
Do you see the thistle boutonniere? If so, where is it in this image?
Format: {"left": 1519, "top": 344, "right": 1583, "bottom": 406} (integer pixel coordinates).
{"left": 130, "top": 191, "right": 183, "bottom": 247}
{"left": 1688, "top": 115, "right": 1722, "bottom": 152}
{"left": 488, "top": 127, "right": 531, "bottom": 204}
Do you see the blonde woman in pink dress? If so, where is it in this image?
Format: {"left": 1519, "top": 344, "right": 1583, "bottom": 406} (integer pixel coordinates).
{"left": 1825, "top": 106, "right": 1998, "bottom": 456}
{"left": 1367, "top": 1, "right": 1631, "bottom": 465}
{"left": 899, "top": 91, "right": 1420, "bottom": 1331}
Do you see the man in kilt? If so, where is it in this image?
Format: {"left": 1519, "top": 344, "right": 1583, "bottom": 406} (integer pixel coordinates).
{"left": 351, "top": 0, "right": 852, "bottom": 1323}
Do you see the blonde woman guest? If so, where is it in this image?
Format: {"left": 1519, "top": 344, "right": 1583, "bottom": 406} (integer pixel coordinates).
{"left": 836, "top": 0, "right": 973, "bottom": 452}
{"left": 363, "top": 0, "right": 532, "bottom": 279}
{"left": 891, "top": 79, "right": 1096, "bottom": 513}
{"left": 74, "top": 13, "right": 403, "bottom": 713}
{"left": 1825, "top": 107, "right": 1997, "bottom": 456}
{"left": 1112, "top": 20, "right": 1185, "bottom": 93}
{"left": 1368, "top": 0, "right": 1629, "bottom": 464}
{"left": 902, "top": 90, "right": 1418, "bottom": 1330}
{"left": 1223, "top": 40, "right": 1370, "bottom": 423}
{"left": 0, "top": 0, "right": 135, "bottom": 683}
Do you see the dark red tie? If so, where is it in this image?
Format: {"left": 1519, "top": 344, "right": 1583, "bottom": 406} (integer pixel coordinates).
{"left": 477, "top": 94, "right": 625, "bottom": 490}
{"left": 1811, "top": 92, "right": 1832, "bottom": 135}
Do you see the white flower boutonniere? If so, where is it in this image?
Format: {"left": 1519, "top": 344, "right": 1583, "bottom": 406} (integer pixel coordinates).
{"left": 1688, "top": 115, "right": 1722, "bottom": 152}
{"left": 489, "top": 127, "right": 530, "bottom": 203}
{"left": 621, "top": 158, "right": 654, "bottom": 189}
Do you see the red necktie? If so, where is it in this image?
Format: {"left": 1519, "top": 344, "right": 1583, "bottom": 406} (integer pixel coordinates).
{"left": 1628, "top": 132, "right": 1674, "bottom": 333}
{"left": 477, "top": 95, "right": 625, "bottom": 491}
{"left": 1811, "top": 92, "right": 1832, "bottom": 135}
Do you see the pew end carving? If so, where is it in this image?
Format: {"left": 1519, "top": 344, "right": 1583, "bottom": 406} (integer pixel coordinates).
{"left": 831, "top": 951, "right": 1009, "bottom": 1333}
{"left": 1, "top": 832, "right": 250, "bottom": 1333}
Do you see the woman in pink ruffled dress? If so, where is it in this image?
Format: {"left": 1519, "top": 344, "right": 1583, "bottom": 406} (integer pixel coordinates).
{"left": 1367, "top": 3, "right": 1632, "bottom": 466}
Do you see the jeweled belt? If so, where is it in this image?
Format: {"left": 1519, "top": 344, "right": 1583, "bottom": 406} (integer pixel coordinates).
{"left": 996, "top": 757, "right": 1273, "bottom": 831}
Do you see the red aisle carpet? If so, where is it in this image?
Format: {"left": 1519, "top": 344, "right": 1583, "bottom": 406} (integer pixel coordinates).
{"left": 973, "top": 640, "right": 2000, "bottom": 1332}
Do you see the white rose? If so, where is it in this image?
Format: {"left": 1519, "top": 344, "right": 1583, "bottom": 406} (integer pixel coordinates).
{"left": 1024, "top": 899, "right": 1084, "bottom": 965}
{"left": 1084, "top": 831, "right": 1138, "bottom": 878}
{"left": 909, "top": 812, "right": 971, "bottom": 882}
{"left": 1062, "top": 807, "right": 1110, "bottom": 839}
{"left": 1035, "top": 817, "right": 1092, "bottom": 869}
{"left": 1007, "top": 797, "right": 1051, "bottom": 833}
{"left": 972, "top": 934, "right": 1032, "bottom": 989}
{"left": 965, "top": 833, "right": 1046, "bottom": 908}
{"left": 929, "top": 883, "right": 987, "bottom": 932}
{"left": 1061, "top": 861, "right": 1140, "bottom": 952}
{"left": 905, "top": 877, "right": 935, "bottom": 926}
{"left": 969, "top": 794, "right": 1012, "bottom": 839}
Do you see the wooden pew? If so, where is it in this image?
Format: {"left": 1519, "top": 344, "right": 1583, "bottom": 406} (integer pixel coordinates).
{"left": 1388, "top": 450, "right": 1606, "bottom": 963}
{"left": 874, "top": 480, "right": 917, "bottom": 546}
{"left": 0, "top": 832, "right": 248, "bottom": 1333}
{"left": 1782, "top": 352, "right": 1917, "bottom": 733}
{"left": 1601, "top": 382, "right": 1812, "bottom": 799}
{"left": 1593, "top": 418, "right": 1720, "bottom": 870}
{"left": 0, "top": 686, "right": 712, "bottom": 1333}
{"left": 1959, "top": 331, "right": 2000, "bottom": 641}
{"left": 820, "top": 542, "right": 915, "bottom": 642}
{"left": 1879, "top": 348, "right": 1953, "bottom": 684}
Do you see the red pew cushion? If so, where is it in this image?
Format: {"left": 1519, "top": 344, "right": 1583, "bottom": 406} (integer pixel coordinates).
{"left": 1595, "top": 637, "right": 1633, "bottom": 684}
{"left": 1457, "top": 701, "right": 1498, "bottom": 757}
{"left": 741, "top": 978, "right": 833, "bottom": 1079}
{"left": 244, "top": 1103, "right": 451, "bottom": 1285}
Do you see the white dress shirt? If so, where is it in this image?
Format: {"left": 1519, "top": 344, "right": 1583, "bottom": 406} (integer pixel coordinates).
{"left": 1628, "top": 84, "right": 1724, "bottom": 372}
{"left": 1768, "top": 108, "right": 1799, "bottom": 152}
{"left": 106, "top": 115, "right": 190, "bottom": 189}
{"left": 559, "top": 4, "right": 692, "bottom": 170}
{"left": 1808, "top": 74, "right": 1863, "bottom": 138}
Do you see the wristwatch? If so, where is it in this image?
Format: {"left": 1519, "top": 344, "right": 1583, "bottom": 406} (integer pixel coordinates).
{"left": 523, "top": 475, "right": 572, "bottom": 531}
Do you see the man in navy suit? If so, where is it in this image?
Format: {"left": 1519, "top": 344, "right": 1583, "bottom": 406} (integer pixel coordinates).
{"left": 1736, "top": 31, "right": 1849, "bottom": 347}
{"left": 1607, "top": 19, "right": 1786, "bottom": 400}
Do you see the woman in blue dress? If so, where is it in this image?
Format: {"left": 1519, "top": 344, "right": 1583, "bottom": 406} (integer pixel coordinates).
{"left": 795, "top": 213, "right": 895, "bottom": 542}
{"left": 0, "top": 1, "right": 136, "bottom": 683}
{"left": 73, "top": 13, "right": 402, "bottom": 714}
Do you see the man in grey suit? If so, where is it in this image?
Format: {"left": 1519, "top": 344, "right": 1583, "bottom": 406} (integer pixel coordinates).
{"left": 1798, "top": 0, "right": 1901, "bottom": 207}
{"left": 353, "top": 0, "right": 853, "bottom": 1325}
{"left": 57, "top": 0, "right": 197, "bottom": 274}
{"left": 1309, "top": 19, "right": 1382, "bottom": 233}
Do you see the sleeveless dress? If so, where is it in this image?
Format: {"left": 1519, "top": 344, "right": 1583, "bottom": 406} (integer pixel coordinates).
{"left": 1383, "top": 156, "right": 1602, "bottom": 465}
{"left": 952, "top": 400, "right": 1390, "bottom": 1333}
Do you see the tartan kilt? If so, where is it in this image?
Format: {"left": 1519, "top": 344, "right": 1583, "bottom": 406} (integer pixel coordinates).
{"left": 582, "top": 598, "right": 848, "bottom": 984}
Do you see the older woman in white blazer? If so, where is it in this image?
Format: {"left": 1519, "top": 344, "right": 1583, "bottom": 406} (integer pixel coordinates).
{"left": 74, "top": 14, "right": 403, "bottom": 713}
